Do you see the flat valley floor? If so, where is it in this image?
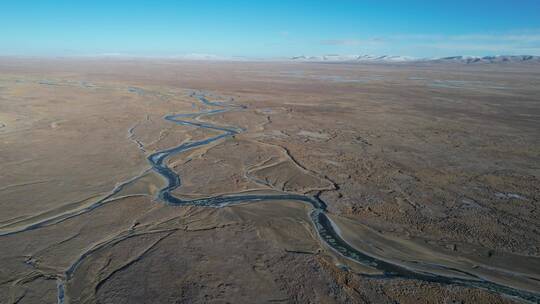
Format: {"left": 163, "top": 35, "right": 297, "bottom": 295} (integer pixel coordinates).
{"left": 0, "top": 58, "right": 539, "bottom": 303}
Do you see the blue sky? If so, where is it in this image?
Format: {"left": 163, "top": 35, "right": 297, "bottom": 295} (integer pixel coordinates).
{"left": 2, "top": 0, "right": 540, "bottom": 58}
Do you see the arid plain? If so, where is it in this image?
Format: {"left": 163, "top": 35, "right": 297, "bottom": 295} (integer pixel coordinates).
{"left": 0, "top": 58, "right": 539, "bottom": 303}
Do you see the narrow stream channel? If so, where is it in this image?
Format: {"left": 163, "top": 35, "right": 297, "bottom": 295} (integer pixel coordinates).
{"left": 4, "top": 87, "right": 533, "bottom": 304}
{"left": 146, "top": 91, "right": 540, "bottom": 303}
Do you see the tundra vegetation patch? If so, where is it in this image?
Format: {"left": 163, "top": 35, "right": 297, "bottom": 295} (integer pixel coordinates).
{"left": 0, "top": 58, "right": 539, "bottom": 303}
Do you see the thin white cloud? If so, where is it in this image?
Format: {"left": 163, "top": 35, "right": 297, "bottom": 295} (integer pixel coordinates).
{"left": 449, "top": 34, "right": 540, "bottom": 42}
{"left": 424, "top": 43, "right": 538, "bottom": 51}
{"left": 320, "top": 39, "right": 363, "bottom": 46}
{"left": 319, "top": 30, "right": 540, "bottom": 55}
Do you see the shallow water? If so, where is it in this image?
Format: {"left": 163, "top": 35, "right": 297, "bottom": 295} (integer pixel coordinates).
{"left": 146, "top": 91, "right": 540, "bottom": 303}
{"left": 1, "top": 80, "right": 536, "bottom": 303}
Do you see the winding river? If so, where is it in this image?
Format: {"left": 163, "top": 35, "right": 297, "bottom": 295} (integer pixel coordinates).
{"left": 146, "top": 92, "right": 540, "bottom": 303}
{"left": 2, "top": 82, "right": 537, "bottom": 303}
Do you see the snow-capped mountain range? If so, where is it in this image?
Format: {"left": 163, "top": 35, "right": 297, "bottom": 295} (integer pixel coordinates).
{"left": 79, "top": 53, "right": 540, "bottom": 64}
{"left": 289, "top": 55, "right": 540, "bottom": 64}
{"left": 290, "top": 54, "right": 415, "bottom": 62}
{"left": 430, "top": 55, "right": 540, "bottom": 64}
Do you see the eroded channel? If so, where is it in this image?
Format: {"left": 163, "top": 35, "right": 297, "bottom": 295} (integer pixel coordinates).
{"left": 1, "top": 82, "right": 537, "bottom": 303}
{"left": 147, "top": 92, "right": 540, "bottom": 303}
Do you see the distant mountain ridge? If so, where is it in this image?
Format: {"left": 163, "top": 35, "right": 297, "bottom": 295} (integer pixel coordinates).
{"left": 431, "top": 55, "right": 540, "bottom": 64}
{"left": 289, "top": 54, "right": 540, "bottom": 64}
{"left": 290, "top": 54, "right": 415, "bottom": 62}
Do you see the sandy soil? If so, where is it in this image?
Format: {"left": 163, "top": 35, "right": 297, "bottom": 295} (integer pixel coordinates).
{"left": 0, "top": 58, "right": 539, "bottom": 303}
